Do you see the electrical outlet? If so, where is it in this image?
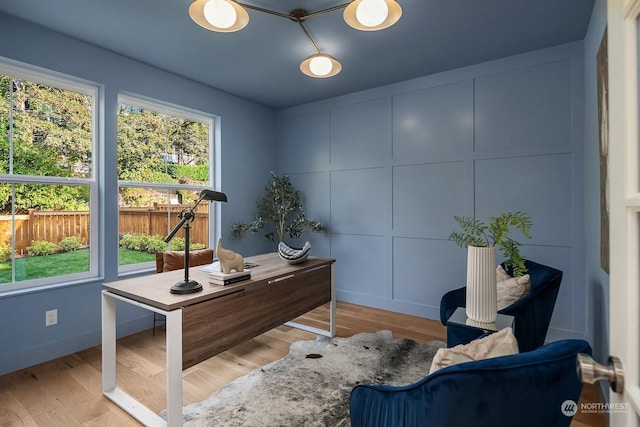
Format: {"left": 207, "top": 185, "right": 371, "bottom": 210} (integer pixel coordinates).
{"left": 45, "top": 309, "right": 58, "bottom": 326}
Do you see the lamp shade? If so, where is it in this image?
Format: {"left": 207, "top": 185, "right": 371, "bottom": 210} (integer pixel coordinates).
{"left": 189, "top": 0, "right": 249, "bottom": 32}
{"left": 300, "top": 53, "right": 342, "bottom": 78}
{"left": 199, "top": 189, "right": 227, "bottom": 202}
{"left": 343, "top": 0, "right": 402, "bottom": 31}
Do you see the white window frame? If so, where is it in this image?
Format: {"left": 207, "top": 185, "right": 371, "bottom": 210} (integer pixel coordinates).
{"left": 0, "top": 57, "right": 99, "bottom": 293}
{"left": 116, "top": 92, "right": 216, "bottom": 273}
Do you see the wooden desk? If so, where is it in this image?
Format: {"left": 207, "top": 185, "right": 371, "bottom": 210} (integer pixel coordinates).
{"left": 101, "top": 252, "right": 336, "bottom": 427}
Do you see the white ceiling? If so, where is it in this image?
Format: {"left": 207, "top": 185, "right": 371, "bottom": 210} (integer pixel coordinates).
{"left": 0, "top": 0, "right": 596, "bottom": 109}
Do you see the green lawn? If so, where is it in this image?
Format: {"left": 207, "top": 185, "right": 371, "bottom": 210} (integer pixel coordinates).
{"left": 118, "top": 248, "right": 156, "bottom": 265}
{"left": 0, "top": 248, "right": 155, "bottom": 283}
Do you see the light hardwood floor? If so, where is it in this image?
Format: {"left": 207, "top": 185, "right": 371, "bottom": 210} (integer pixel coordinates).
{"left": 0, "top": 301, "right": 606, "bottom": 426}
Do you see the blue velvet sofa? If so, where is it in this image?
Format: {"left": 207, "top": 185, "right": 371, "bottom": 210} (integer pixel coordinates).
{"left": 440, "top": 259, "right": 562, "bottom": 352}
{"left": 349, "top": 339, "right": 591, "bottom": 427}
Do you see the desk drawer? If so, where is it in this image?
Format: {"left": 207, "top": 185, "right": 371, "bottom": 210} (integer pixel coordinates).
{"left": 182, "top": 264, "right": 331, "bottom": 369}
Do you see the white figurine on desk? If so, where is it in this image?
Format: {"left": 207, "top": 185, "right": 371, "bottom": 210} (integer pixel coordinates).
{"left": 216, "top": 237, "right": 244, "bottom": 273}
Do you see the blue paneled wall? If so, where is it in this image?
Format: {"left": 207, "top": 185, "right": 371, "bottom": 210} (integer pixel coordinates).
{"left": 276, "top": 42, "right": 586, "bottom": 341}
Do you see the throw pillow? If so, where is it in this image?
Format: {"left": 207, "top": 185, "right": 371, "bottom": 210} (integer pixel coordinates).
{"left": 496, "top": 264, "right": 512, "bottom": 281}
{"left": 496, "top": 265, "right": 531, "bottom": 310}
{"left": 429, "top": 327, "right": 519, "bottom": 374}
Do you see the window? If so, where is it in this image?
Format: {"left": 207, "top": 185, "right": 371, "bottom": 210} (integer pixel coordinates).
{"left": 117, "top": 94, "right": 214, "bottom": 272}
{"left": 0, "top": 60, "right": 98, "bottom": 291}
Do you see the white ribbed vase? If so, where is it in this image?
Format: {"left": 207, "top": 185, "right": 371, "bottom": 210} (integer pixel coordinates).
{"left": 465, "top": 245, "right": 497, "bottom": 323}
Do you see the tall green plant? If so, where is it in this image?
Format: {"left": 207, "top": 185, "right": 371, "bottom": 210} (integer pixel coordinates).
{"left": 449, "top": 211, "right": 532, "bottom": 277}
{"left": 230, "top": 171, "right": 326, "bottom": 245}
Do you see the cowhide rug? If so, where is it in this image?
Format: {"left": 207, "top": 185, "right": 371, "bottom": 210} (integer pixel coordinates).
{"left": 171, "top": 330, "right": 446, "bottom": 427}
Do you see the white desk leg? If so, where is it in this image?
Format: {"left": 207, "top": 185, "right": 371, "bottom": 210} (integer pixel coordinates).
{"left": 165, "top": 308, "right": 183, "bottom": 427}
{"left": 329, "top": 263, "right": 336, "bottom": 337}
{"left": 102, "top": 291, "right": 117, "bottom": 393}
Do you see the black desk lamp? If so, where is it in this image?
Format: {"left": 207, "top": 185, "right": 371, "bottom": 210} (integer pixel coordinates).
{"left": 164, "top": 189, "right": 228, "bottom": 294}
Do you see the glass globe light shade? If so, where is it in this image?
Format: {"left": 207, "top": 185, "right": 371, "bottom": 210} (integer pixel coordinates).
{"left": 309, "top": 56, "right": 333, "bottom": 76}
{"left": 355, "top": 0, "right": 388, "bottom": 28}
{"left": 300, "top": 54, "right": 342, "bottom": 78}
{"left": 189, "top": 0, "right": 249, "bottom": 32}
{"left": 203, "top": 0, "right": 237, "bottom": 29}
{"left": 343, "top": 0, "right": 402, "bottom": 31}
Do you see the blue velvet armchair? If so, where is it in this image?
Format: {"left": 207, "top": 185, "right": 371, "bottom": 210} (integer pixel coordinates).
{"left": 440, "top": 259, "right": 562, "bottom": 352}
{"left": 350, "top": 339, "right": 591, "bottom": 427}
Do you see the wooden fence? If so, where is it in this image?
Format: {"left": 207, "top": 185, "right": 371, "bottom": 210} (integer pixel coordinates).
{"left": 0, "top": 204, "right": 209, "bottom": 255}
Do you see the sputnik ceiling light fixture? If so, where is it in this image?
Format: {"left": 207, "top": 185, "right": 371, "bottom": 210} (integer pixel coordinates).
{"left": 188, "top": 0, "right": 402, "bottom": 78}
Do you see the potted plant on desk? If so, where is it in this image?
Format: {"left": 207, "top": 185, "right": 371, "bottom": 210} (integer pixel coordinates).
{"left": 230, "top": 172, "right": 326, "bottom": 260}
{"left": 449, "top": 211, "right": 532, "bottom": 323}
